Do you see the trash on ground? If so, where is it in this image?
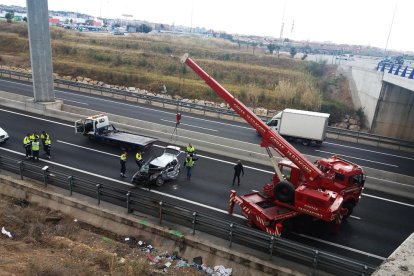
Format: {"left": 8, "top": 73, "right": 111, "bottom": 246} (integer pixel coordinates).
{"left": 1, "top": 227, "right": 12, "bottom": 239}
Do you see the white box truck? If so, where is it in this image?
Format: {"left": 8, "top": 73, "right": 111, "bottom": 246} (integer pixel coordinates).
{"left": 266, "top": 109, "right": 330, "bottom": 146}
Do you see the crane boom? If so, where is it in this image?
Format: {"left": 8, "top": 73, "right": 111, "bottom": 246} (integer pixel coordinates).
{"left": 181, "top": 54, "right": 323, "bottom": 182}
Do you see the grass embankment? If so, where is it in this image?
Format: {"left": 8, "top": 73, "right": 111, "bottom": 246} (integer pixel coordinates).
{"left": 0, "top": 21, "right": 356, "bottom": 123}
{"left": 0, "top": 195, "right": 200, "bottom": 275}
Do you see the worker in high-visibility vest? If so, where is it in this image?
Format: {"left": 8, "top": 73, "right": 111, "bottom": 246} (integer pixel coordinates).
{"left": 120, "top": 151, "right": 127, "bottom": 177}
{"left": 31, "top": 139, "right": 40, "bottom": 161}
{"left": 186, "top": 143, "right": 198, "bottom": 162}
{"left": 186, "top": 143, "right": 195, "bottom": 156}
{"left": 135, "top": 151, "right": 143, "bottom": 169}
{"left": 29, "top": 132, "right": 35, "bottom": 142}
{"left": 44, "top": 137, "right": 52, "bottom": 159}
{"left": 184, "top": 155, "right": 195, "bottom": 180}
{"left": 41, "top": 130, "right": 50, "bottom": 148}
{"left": 23, "top": 133, "right": 31, "bottom": 159}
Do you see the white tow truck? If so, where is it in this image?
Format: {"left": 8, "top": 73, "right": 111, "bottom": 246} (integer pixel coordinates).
{"left": 75, "top": 114, "right": 157, "bottom": 151}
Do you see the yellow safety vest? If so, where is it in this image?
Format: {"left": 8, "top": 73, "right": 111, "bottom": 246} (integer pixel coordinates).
{"left": 41, "top": 133, "right": 49, "bottom": 141}
{"left": 23, "top": 136, "right": 30, "bottom": 145}
{"left": 186, "top": 146, "right": 195, "bottom": 153}
{"left": 185, "top": 158, "right": 194, "bottom": 167}
{"left": 29, "top": 134, "right": 35, "bottom": 141}
{"left": 45, "top": 138, "right": 51, "bottom": 146}
{"left": 31, "top": 141, "right": 40, "bottom": 151}
{"left": 135, "top": 153, "right": 142, "bottom": 161}
{"left": 120, "top": 153, "right": 127, "bottom": 161}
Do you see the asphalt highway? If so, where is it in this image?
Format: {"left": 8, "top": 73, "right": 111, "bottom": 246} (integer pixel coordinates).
{"left": 1, "top": 78, "right": 413, "bottom": 177}
{"left": 0, "top": 106, "right": 413, "bottom": 267}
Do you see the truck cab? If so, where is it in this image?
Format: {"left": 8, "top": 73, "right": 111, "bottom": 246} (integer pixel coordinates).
{"left": 75, "top": 114, "right": 110, "bottom": 135}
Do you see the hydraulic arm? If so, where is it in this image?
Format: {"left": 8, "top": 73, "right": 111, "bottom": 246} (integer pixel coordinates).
{"left": 181, "top": 54, "right": 324, "bottom": 186}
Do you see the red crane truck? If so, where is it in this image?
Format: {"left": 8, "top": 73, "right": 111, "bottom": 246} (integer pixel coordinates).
{"left": 181, "top": 54, "right": 365, "bottom": 236}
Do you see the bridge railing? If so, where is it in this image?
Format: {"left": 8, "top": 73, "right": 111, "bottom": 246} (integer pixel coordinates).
{"left": 376, "top": 62, "right": 414, "bottom": 79}
{"left": 0, "top": 153, "right": 378, "bottom": 275}
{"left": 1, "top": 68, "right": 413, "bottom": 150}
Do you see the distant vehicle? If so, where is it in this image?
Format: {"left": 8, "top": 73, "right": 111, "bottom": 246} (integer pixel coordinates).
{"left": 0, "top": 127, "right": 9, "bottom": 144}
{"left": 131, "top": 145, "right": 181, "bottom": 187}
{"left": 75, "top": 114, "right": 157, "bottom": 151}
{"left": 336, "top": 54, "right": 354, "bottom": 61}
{"left": 378, "top": 56, "right": 404, "bottom": 66}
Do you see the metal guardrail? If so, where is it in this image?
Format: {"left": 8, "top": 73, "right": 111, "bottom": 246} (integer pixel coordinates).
{"left": 376, "top": 62, "right": 414, "bottom": 79}
{"left": 0, "top": 153, "right": 377, "bottom": 275}
{"left": 1, "top": 68, "right": 413, "bottom": 150}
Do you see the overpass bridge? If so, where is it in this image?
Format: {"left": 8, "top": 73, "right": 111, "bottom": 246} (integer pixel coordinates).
{"left": 337, "top": 58, "right": 414, "bottom": 142}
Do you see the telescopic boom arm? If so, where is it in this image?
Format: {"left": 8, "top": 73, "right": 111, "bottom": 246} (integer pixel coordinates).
{"left": 180, "top": 54, "right": 323, "bottom": 182}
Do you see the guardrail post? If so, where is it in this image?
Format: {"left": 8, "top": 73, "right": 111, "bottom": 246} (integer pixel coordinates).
{"left": 229, "top": 223, "right": 234, "bottom": 248}
{"left": 312, "top": 250, "right": 319, "bottom": 275}
{"left": 269, "top": 236, "right": 275, "bottom": 258}
{"left": 159, "top": 201, "right": 163, "bottom": 224}
{"left": 68, "top": 176, "right": 73, "bottom": 195}
{"left": 18, "top": 161, "right": 24, "bottom": 180}
{"left": 96, "top": 184, "right": 101, "bottom": 205}
{"left": 362, "top": 265, "right": 368, "bottom": 275}
{"left": 42, "top": 166, "right": 49, "bottom": 187}
{"left": 192, "top": 212, "right": 197, "bottom": 235}
{"left": 126, "top": 192, "right": 131, "bottom": 213}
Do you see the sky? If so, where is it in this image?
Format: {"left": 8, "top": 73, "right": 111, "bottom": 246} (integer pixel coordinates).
{"left": 1, "top": 0, "right": 413, "bottom": 52}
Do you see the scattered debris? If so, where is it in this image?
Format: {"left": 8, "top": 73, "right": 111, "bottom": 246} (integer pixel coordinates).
{"left": 45, "top": 215, "right": 62, "bottom": 223}
{"left": 13, "top": 198, "right": 29, "bottom": 207}
{"left": 193, "top": 256, "right": 203, "bottom": 265}
{"left": 124, "top": 236, "right": 233, "bottom": 275}
{"left": 1, "top": 226, "right": 12, "bottom": 238}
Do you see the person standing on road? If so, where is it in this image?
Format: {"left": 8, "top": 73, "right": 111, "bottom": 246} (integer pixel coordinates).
{"left": 23, "top": 133, "right": 31, "bottom": 159}
{"left": 232, "top": 160, "right": 244, "bottom": 186}
{"left": 184, "top": 155, "right": 194, "bottom": 180}
{"left": 120, "top": 151, "right": 127, "bottom": 177}
{"left": 44, "top": 137, "right": 52, "bottom": 159}
{"left": 41, "top": 130, "right": 50, "bottom": 148}
{"left": 186, "top": 143, "right": 195, "bottom": 156}
{"left": 135, "top": 151, "right": 143, "bottom": 169}
{"left": 31, "top": 138, "right": 40, "bottom": 161}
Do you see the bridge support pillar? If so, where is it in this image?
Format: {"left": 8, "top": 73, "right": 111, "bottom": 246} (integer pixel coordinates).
{"left": 26, "top": 0, "right": 55, "bottom": 102}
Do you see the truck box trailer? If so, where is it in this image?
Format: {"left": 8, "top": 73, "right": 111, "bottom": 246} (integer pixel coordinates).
{"left": 267, "top": 109, "right": 330, "bottom": 146}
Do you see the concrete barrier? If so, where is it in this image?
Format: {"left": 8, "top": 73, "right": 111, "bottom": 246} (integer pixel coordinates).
{"left": 0, "top": 90, "right": 413, "bottom": 201}
{"left": 0, "top": 173, "right": 316, "bottom": 276}
{"left": 372, "top": 233, "right": 414, "bottom": 276}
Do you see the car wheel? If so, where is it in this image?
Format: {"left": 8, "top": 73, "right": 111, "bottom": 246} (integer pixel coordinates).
{"left": 155, "top": 176, "right": 164, "bottom": 187}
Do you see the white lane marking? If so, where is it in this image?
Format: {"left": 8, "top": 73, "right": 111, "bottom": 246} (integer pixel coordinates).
{"left": 325, "top": 141, "right": 414, "bottom": 161}
{"left": 367, "top": 176, "right": 413, "bottom": 188}
{"left": 57, "top": 140, "right": 119, "bottom": 157}
{"left": 0, "top": 108, "right": 72, "bottom": 127}
{"left": 55, "top": 88, "right": 253, "bottom": 130}
{"left": 315, "top": 149, "right": 398, "bottom": 167}
{"left": 363, "top": 194, "right": 414, "bottom": 208}
{"left": 56, "top": 97, "right": 89, "bottom": 105}
{"left": 294, "top": 233, "right": 386, "bottom": 260}
{"left": 350, "top": 216, "right": 361, "bottom": 220}
{"left": 56, "top": 140, "right": 414, "bottom": 209}
{"left": 160, "top": 119, "right": 218, "bottom": 132}
{"left": 0, "top": 147, "right": 245, "bottom": 219}
{"left": 1, "top": 108, "right": 412, "bottom": 207}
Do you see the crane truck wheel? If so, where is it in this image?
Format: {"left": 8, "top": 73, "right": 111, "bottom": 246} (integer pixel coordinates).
{"left": 342, "top": 202, "right": 354, "bottom": 219}
{"left": 274, "top": 181, "right": 295, "bottom": 204}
